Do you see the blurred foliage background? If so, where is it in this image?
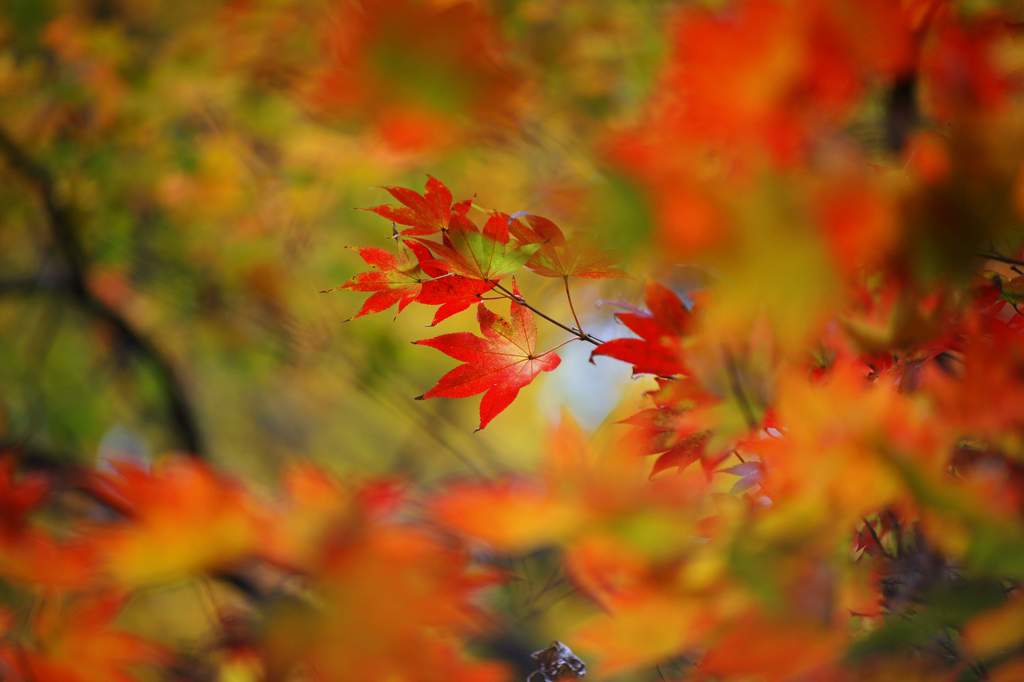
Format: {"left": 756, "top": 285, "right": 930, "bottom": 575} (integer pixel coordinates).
{"left": 0, "top": 0, "right": 673, "bottom": 485}
{"left": 6, "top": 2, "right": 1024, "bottom": 681}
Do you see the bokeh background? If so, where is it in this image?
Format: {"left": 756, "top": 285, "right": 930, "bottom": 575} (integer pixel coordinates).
{"left": 6, "top": 2, "right": 1024, "bottom": 681}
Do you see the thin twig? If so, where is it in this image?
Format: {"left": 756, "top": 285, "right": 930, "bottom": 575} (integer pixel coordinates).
{"left": 563, "top": 276, "right": 584, "bottom": 334}
{"left": 539, "top": 338, "right": 581, "bottom": 357}
{"left": 490, "top": 281, "right": 603, "bottom": 346}
{"left": 861, "top": 516, "right": 894, "bottom": 559}
{"left": 978, "top": 251, "right": 1024, "bottom": 267}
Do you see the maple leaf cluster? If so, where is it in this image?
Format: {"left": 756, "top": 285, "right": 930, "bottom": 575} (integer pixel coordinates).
{"left": 327, "top": 175, "right": 621, "bottom": 430}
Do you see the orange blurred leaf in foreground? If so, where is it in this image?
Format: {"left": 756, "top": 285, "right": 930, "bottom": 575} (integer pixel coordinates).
{"left": 573, "top": 596, "right": 706, "bottom": 677}
{"left": 0, "top": 593, "right": 165, "bottom": 682}
{"left": 431, "top": 480, "right": 584, "bottom": 553}
{"left": 698, "top": 613, "right": 844, "bottom": 682}
{"left": 87, "top": 459, "right": 265, "bottom": 585}
{"left": 266, "top": 519, "right": 506, "bottom": 682}
{"left": 0, "top": 458, "right": 93, "bottom": 588}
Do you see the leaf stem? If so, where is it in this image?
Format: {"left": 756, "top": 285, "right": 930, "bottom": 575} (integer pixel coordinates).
{"left": 540, "top": 337, "right": 581, "bottom": 357}
{"left": 490, "top": 281, "right": 604, "bottom": 346}
{"left": 563, "top": 275, "right": 585, "bottom": 335}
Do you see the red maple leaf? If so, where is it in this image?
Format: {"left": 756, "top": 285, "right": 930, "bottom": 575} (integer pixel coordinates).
{"left": 591, "top": 282, "right": 692, "bottom": 376}
{"left": 364, "top": 176, "right": 471, "bottom": 236}
{"left": 402, "top": 240, "right": 497, "bottom": 326}
{"left": 326, "top": 245, "right": 428, "bottom": 319}
{"left": 414, "top": 299, "right": 561, "bottom": 430}
{"left": 329, "top": 241, "right": 494, "bottom": 324}
{"left": 416, "top": 272, "right": 495, "bottom": 326}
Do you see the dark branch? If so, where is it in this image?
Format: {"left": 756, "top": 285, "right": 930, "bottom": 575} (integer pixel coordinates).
{"left": 0, "top": 126, "right": 205, "bottom": 457}
{"left": 861, "top": 516, "right": 894, "bottom": 559}
{"left": 978, "top": 251, "right": 1024, "bottom": 268}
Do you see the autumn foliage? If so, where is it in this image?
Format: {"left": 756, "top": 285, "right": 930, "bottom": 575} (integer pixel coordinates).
{"left": 3, "top": 0, "right": 1024, "bottom": 681}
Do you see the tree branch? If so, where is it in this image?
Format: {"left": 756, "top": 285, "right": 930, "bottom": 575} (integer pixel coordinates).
{"left": 978, "top": 251, "right": 1024, "bottom": 267}
{"left": 861, "top": 516, "right": 894, "bottom": 559}
{"left": 0, "top": 126, "right": 205, "bottom": 457}
{"left": 490, "top": 281, "right": 604, "bottom": 346}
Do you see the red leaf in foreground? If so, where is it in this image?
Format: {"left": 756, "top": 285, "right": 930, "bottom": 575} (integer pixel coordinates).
{"left": 327, "top": 245, "right": 427, "bottom": 320}
{"left": 430, "top": 480, "right": 583, "bottom": 552}
{"left": 409, "top": 241, "right": 498, "bottom": 325}
{"left": 591, "top": 282, "right": 692, "bottom": 376}
{"left": 88, "top": 459, "right": 263, "bottom": 585}
{"left": 417, "top": 274, "right": 495, "bottom": 326}
{"left": 414, "top": 300, "right": 560, "bottom": 429}
{"left": 364, "top": 176, "right": 471, "bottom": 236}
{"left": 333, "top": 240, "right": 495, "bottom": 325}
